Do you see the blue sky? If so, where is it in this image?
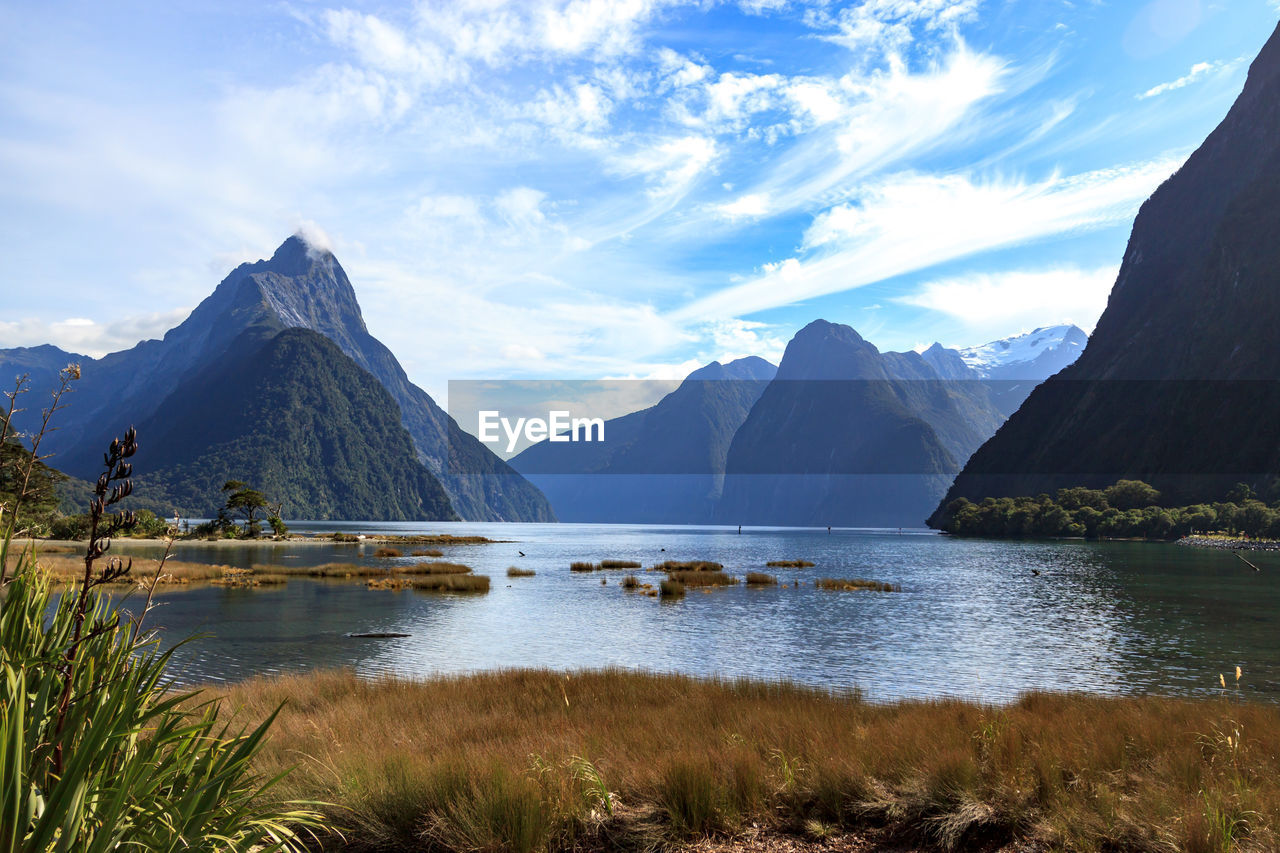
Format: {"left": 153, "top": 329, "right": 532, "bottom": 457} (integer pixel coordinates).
{"left": 1, "top": 0, "right": 1275, "bottom": 401}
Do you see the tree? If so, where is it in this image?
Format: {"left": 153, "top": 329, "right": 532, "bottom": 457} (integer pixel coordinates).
{"left": 222, "top": 480, "right": 268, "bottom": 538}
{"left": 1104, "top": 480, "right": 1161, "bottom": 511}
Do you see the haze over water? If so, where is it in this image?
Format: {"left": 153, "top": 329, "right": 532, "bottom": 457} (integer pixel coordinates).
{"left": 113, "top": 524, "right": 1280, "bottom": 703}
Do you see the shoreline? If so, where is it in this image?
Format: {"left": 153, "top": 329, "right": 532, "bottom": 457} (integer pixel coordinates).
{"left": 1177, "top": 535, "right": 1280, "bottom": 552}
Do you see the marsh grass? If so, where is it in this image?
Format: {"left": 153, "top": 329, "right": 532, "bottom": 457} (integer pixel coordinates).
{"left": 411, "top": 574, "right": 491, "bottom": 593}
{"left": 766, "top": 560, "right": 815, "bottom": 568}
{"left": 621, "top": 575, "right": 640, "bottom": 589}
{"left": 667, "top": 570, "right": 737, "bottom": 588}
{"left": 216, "top": 669, "right": 1280, "bottom": 852}
{"left": 412, "top": 548, "right": 445, "bottom": 557}
{"left": 507, "top": 567, "right": 536, "bottom": 577}
{"left": 815, "top": 578, "right": 901, "bottom": 592}
{"left": 569, "top": 562, "right": 600, "bottom": 572}
{"left": 374, "top": 547, "right": 403, "bottom": 558}
{"left": 653, "top": 560, "right": 723, "bottom": 572}
{"left": 4, "top": 552, "right": 234, "bottom": 586}
{"left": 600, "top": 559, "right": 641, "bottom": 569}
{"left": 745, "top": 572, "right": 778, "bottom": 586}
{"left": 659, "top": 579, "right": 685, "bottom": 598}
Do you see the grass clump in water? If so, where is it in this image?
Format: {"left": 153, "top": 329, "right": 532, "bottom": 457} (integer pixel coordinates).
{"left": 745, "top": 572, "right": 778, "bottom": 586}
{"left": 507, "top": 567, "right": 536, "bottom": 577}
{"left": 668, "top": 570, "right": 737, "bottom": 588}
{"left": 815, "top": 577, "right": 901, "bottom": 592}
{"left": 412, "top": 548, "right": 444, "bottom": 557}
{"left": 409, "top": 561, "right": 472, "bottom": 575}
{"left": 621, "top": 575, "right": 640, "bottom": 589}
{"left": 570, "top": 561, "right": 600, "bottom": 572}
{"left": 653, "top": 560, "right": 723, "bottom": 572}
{"left": 659, "top": 579, "right": 686, "bottom": 598}
{"left": 600, "top": 559, "right": 642, "bottom": 569}
{"left": 373, "top": 547, "right": 402, "bottom": 558}
{"left": 767, "top": 559, "right": 815, "bottom": 568}
{"left": 411, "top": 574, "right": 491, "bottom": 593}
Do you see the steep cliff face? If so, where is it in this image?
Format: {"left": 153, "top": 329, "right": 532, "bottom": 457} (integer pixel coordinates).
{"left": 933, "top": 23, "right": 1280, "bottom": 521}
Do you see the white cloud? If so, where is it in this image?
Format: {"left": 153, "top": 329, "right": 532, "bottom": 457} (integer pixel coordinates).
{"left": 814, "top": 0, "right": 983, "bottom": 55}
{"left": 673, "top": 154, "right": 1183, "bottom": 322}
{"left": 1137, "top": 57, "right": 1244, "bottom": 99}
{"left": 715, "top": 192, "right": 771, "bottom": 219}
{"left": 896, "top": 266, "right": 1119, "bottom": 334}
{"left": 611, "top": 135, "right": 720, "bottom": 196}
{"left": 0, "top": 309, "right": 193, "bottom": 359}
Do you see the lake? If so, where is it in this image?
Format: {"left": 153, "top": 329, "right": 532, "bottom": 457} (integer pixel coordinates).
{"left": 105, "top": 523, "right": 1280, "bottom": 703}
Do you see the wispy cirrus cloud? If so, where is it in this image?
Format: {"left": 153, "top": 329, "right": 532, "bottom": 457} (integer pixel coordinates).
{"left": 672, "top": 155, "right": 1184, "bottom": 323}
{"left": 1138, "top": 56, "right": 1246, "bottom": 99}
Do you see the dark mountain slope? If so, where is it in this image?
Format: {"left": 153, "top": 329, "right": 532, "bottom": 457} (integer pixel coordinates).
{"left": 933, "top": 23, "right": 1280, "bottom": 522}
{"left": 133, "top": 327, "right": 456, "bottom": 520}
{"left": 716, "top": 321, "right": 1000, "bottom": 527}
{"left": 510, "top": 357, "right": 775, "bottom": 523}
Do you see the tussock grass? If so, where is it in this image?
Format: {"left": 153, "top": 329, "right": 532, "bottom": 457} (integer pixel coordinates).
{"left": 653, "top": 560, "right": 722, "bottom": 572}
{"left": 659, "top": 579, "right": 685, "bottom": 598}
{"left": 374, "top": 547, "right": 403, "bottom": 558}
{"left": 217, "top": 669, "right": 1280, "bottom": 852}
{"left": 507, "top": 567, "right": 536, "bottom": 578}
{"left": 411, "top": 574, "right": 490, "bottom": 593}
{"left": 815, "top": 577, "right": 901, "bottom": 592}
{"left": 569, "top": 562, "right": 600, "bottom": 573}
{"left": 745, "top": 572, "right": 778, "bottom": 586}
{"left": 326, "top": 533, "right": 497, "bottom": 545}
{"left": 621, "top": 575, "right": 640, "bottom": 589}
{"left": 600, "top": 560, "right": 641, "bottom": 569}
{"left": 411, "top": 548, "right": 445, "bottom": 557}
{"left": 766, "top": 560, "right": 815, "bottom": 568}
{"left": 4, "top": 551, "right": 234, "bottom": 586}
{"left": 667, "top": 570, "right": 737, "bottom": 587}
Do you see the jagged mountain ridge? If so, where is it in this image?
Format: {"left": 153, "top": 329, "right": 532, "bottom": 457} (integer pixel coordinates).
{"left": 0, "top": 237, "right": 555, "bottom": 522}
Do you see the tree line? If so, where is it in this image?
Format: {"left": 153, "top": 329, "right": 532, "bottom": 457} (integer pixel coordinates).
{"left": 939, "top": 480, "right": 1280, "bottom": 541}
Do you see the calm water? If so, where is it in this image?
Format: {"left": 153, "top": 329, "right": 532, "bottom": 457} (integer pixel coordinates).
{"left": 104, "top": 523, "right": 1280, "bottom": 703}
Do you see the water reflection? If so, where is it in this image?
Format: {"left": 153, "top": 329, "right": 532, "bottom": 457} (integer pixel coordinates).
{"left": 105, "top": 524, "right": 1280, "bottom": 702}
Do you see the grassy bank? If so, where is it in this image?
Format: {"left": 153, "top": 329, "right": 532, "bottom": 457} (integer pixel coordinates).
{"left": 216, "top": 669, "right": 1280, "bottom": 852}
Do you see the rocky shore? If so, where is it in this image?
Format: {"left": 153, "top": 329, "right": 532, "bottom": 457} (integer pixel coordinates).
{"left": 1177, "top": 535, "right": 1280, "bottom": 552}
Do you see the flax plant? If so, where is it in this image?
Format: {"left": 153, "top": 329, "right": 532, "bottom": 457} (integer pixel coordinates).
{"left": 0, "top": 374, "right": 323, "bottom": 851}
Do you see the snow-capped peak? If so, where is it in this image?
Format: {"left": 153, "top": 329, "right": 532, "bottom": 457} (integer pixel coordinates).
{"left": 956, "top": 325, "right": 1088, "bottom": 377}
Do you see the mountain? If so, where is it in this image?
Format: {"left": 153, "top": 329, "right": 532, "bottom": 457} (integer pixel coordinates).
{"left": 0, "top": 236, "right": 554, "bottom": 521}
{"left": 715, "top": 320, "right": 1005, "bottom": 527}
{"left": 509, "top": 357, "right": 776, "bottom": 523}
{"left": 921, "top": 325, "right": 1088, "bottom": 416}
{"left": 932, "top": 23, "right": 1280, "bottom": 523}
{"left": 134, "top": 328, "right": 456, "bottom": 520}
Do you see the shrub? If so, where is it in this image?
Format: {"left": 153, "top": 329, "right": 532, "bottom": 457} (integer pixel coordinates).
{"left": 47, "top": 513, "right": 91, "bottom": 541}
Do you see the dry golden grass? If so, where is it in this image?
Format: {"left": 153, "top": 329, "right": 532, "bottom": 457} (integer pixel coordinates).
{"left": 569, "top": 562, "right": 600, "bottom": 572}
{"left": 214, "top": 669, "right": 1280, "bottom": 853}
{"left": 507, "top": 567, "right": 536, "bottom": 578}
{"left": 325, "top": 533, "right": 497, "bottom": 545}
{"left": 3, "top": 551, "right": 234, "bottom": 587}
{"left": 410, "top": 574, "right": 491, "bottom": 593}
{"left": 667, "top": 570, "right": 737, "bottom": 588}
{"left": 767, "top": 560, "right": 815, "bottom": 568}
{"left": 374, "top": 547, "right": 403, "bottom": 558}
{"left": 653, "top": 560, "right": 723, "bottom": 572}
{"left": 411, "top": 548, "right": 445, "bottom": 558}
{"left": 745, "top": 572, "right": 778, "bottom": 586}
{"left": 814, "top": 578, "right": 900, "bottom": 592}
{"left": 600, "top": 560, "right": 642, "bottom": 569}
{"left": 621, "top": 575, "right": 640, "bottom": 589}
{"left": 659, "top": 579, "right": 685, "bottom": 598}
